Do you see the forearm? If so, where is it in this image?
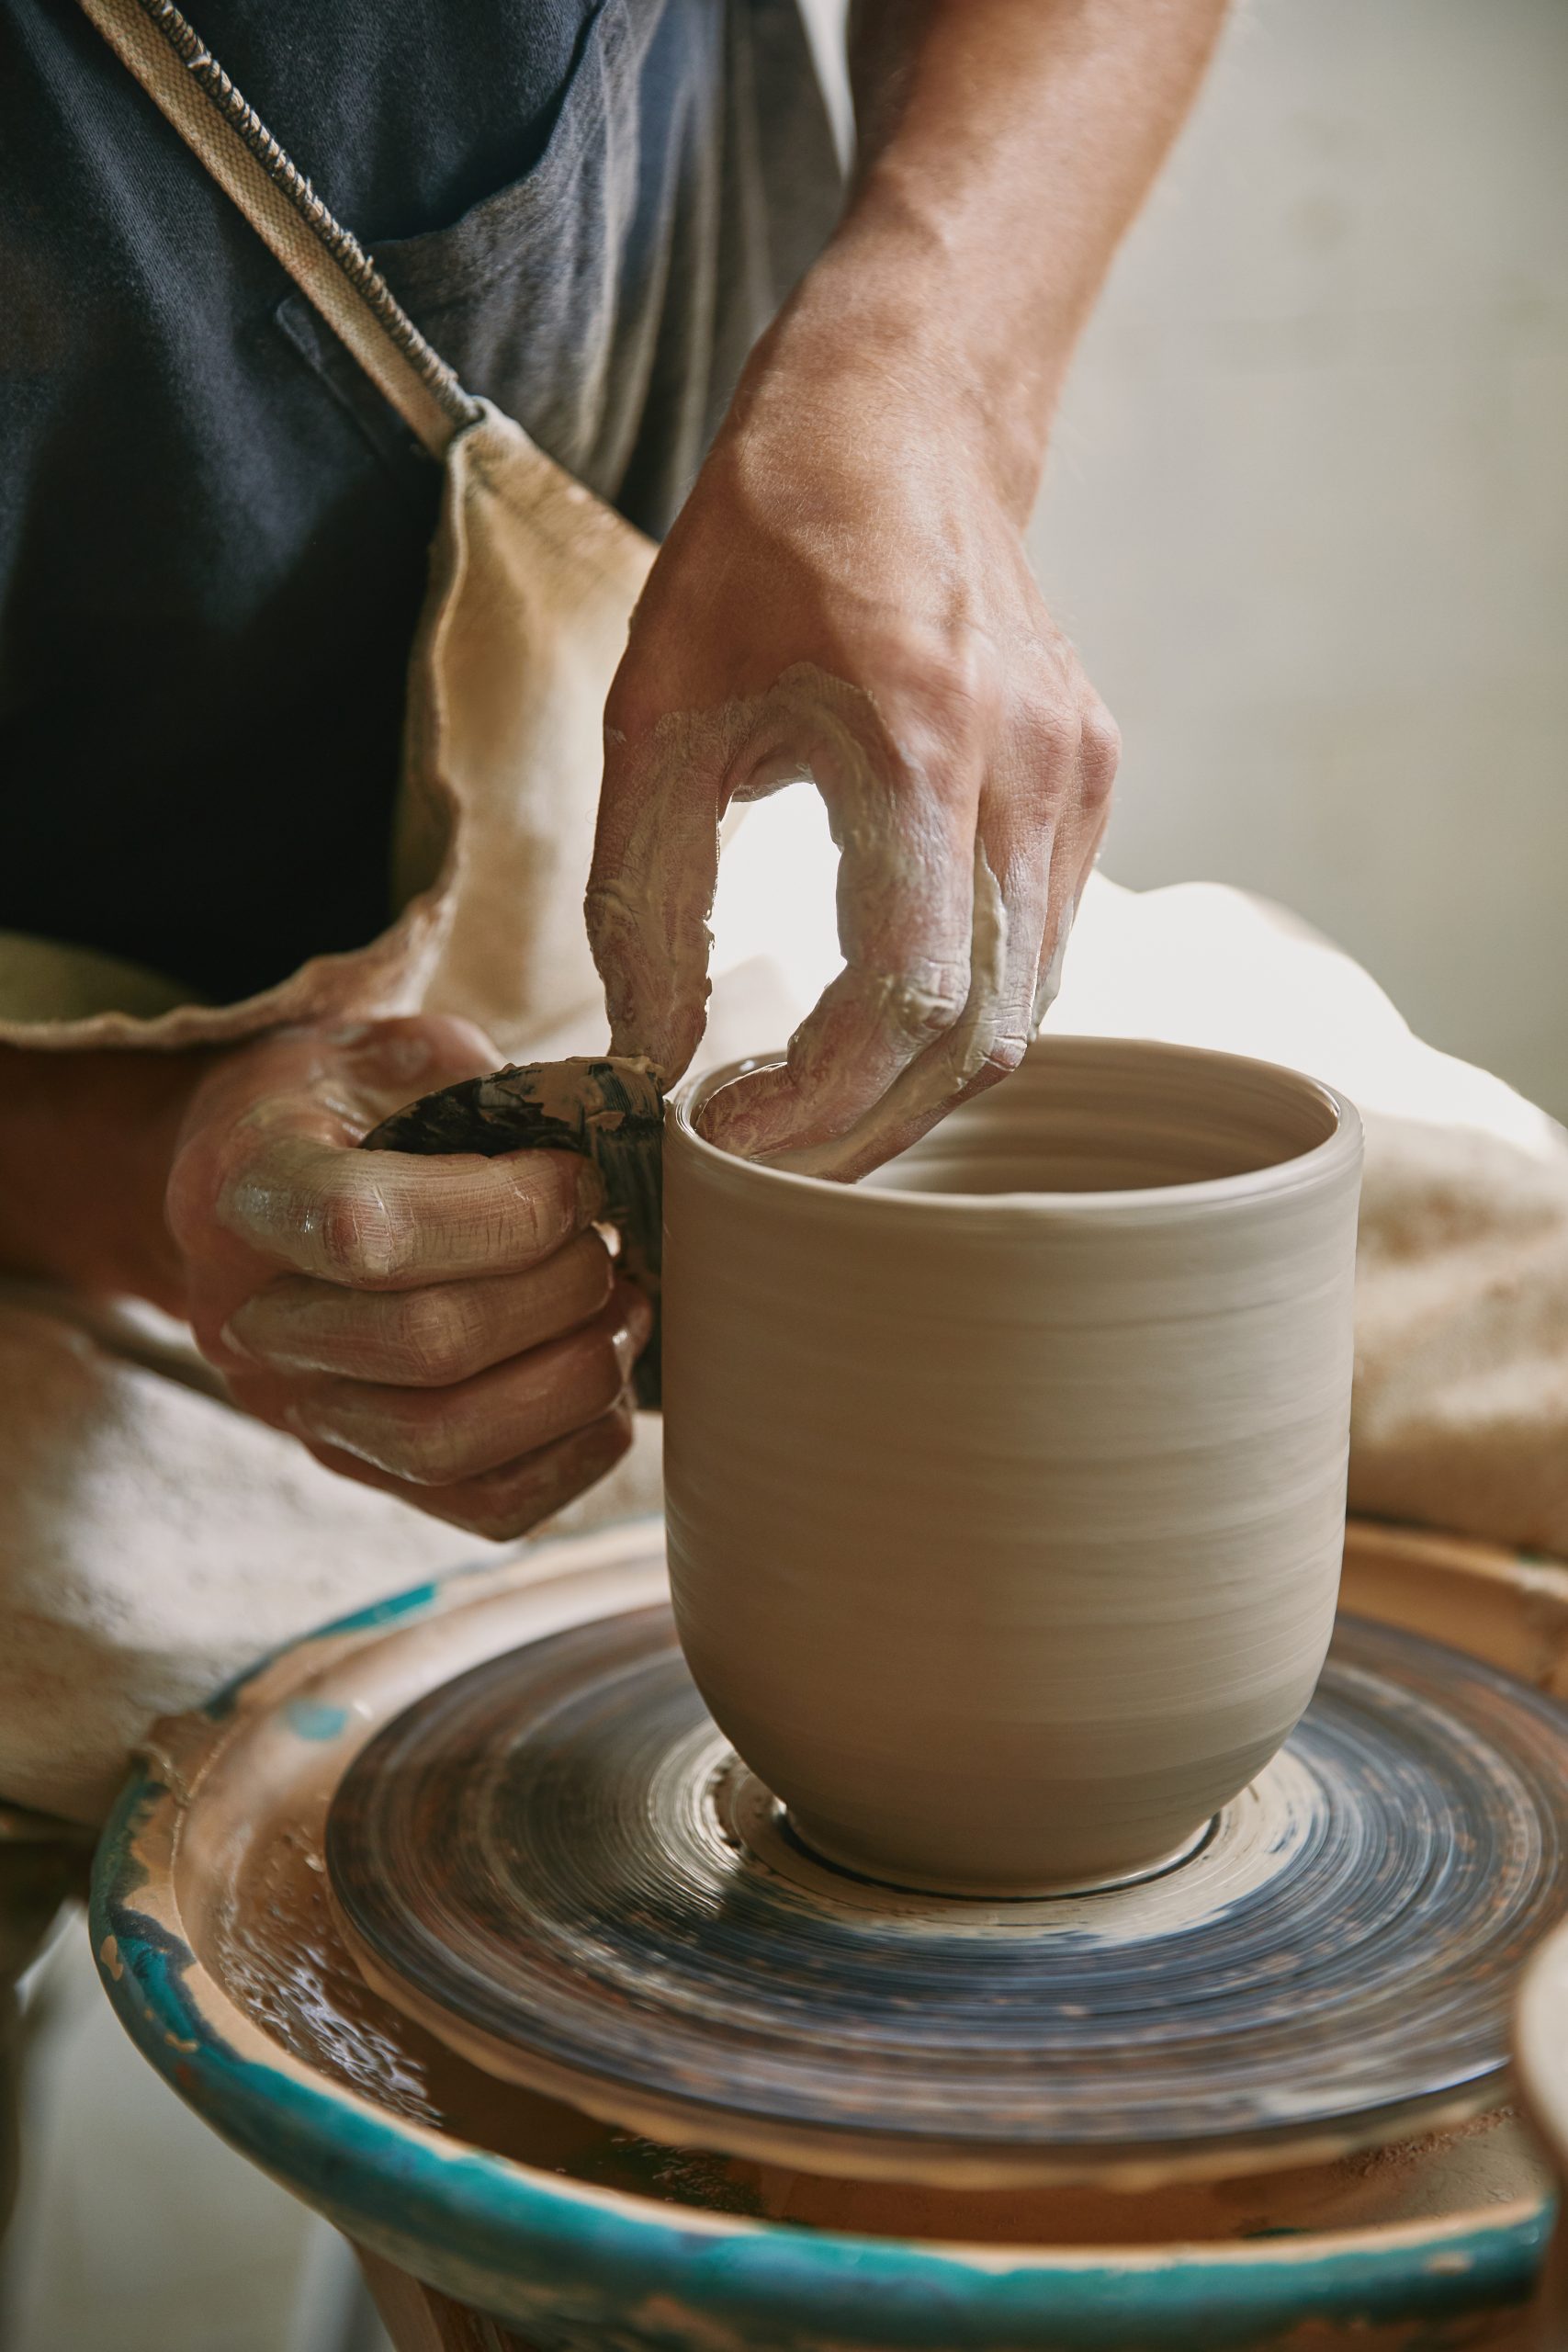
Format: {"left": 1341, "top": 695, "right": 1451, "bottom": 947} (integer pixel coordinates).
{"left": 0, "top": 1046, "right": 202, "bottom": 1306}
{"left": 777, "top": 0, "right": 1229, "bottom": 519}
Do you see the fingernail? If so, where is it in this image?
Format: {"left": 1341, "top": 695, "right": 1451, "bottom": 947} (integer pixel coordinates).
{"left": 696, "top": 1081, "right": 766, "bottom": 1159}
{"left": 609, "top": 1282, "right": 654, "bottom": 1374}
{"left": 610, "top": 1321, "right": 638, "bottom": 1382}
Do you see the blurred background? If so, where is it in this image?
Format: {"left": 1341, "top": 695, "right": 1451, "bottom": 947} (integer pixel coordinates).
{"left": 1026, "top": 0, "right": 1568, "bottom": 1121}
{"left": 4, "top": 3, "right": 1563, "bottom": 2347}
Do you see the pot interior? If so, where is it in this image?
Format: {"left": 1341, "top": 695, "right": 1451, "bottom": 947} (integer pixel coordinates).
{"left": 864, "top": 1038, "right": 1341, "bottom": 1198}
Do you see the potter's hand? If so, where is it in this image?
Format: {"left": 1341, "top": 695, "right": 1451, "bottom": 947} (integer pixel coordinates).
{"left": 166, "top": 1017, "right": 649, "bottom": 1538}
{"left": 586, "top": 356, "right": 1118, "bottom": 1180}
{"left": 586, "top": 0, "right": 1231, "bottom": 1178}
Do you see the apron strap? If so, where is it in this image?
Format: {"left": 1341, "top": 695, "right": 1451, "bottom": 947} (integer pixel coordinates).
{"left": 74, "top": 0, "right": 482, "bottom": 458}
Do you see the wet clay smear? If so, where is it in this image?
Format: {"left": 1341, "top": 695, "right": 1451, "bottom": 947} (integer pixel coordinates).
{"left": 205, "top": 1796, "right": 1541, "bottom": 2239}
{"left": 211, "top": 1795, "right": 757, "bottom": 2211}
{"left": 209, "top": 1774, "right": 1548, "bottom": 2245}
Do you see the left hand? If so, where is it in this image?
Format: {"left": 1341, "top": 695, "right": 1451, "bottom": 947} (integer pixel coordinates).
{"left": 165, "top": 1017, "right": 649, "bottom": 1538}
{"left": 586, "top": 320, "right": 1119, "bottom": 1178}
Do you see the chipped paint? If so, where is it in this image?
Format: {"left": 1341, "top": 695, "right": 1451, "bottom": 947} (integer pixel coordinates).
{"left": 285, "top": 1699, "right": 350, "bottom": 1742}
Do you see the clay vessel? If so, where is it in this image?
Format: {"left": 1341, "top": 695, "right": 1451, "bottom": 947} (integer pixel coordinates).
{"left": 662, "top": 1035, "right": 1363, "bottom": 1895}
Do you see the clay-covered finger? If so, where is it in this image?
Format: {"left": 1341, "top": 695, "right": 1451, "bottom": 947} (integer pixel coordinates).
{"left": 730, "top": 693, "right": 1114, "bottom": 1182}
{"left": 699, "top": 721, "right": 979, "bottom": 1164}
{"left": 587, "top": 707, "right": 726, "bottom": 1084}
{"left": 216, "top": 1137, "right": 605, "bottom": 1290}
{"left": 303, "top": 1399, "right": 637, "bottom": 1542}
{"left": 281, "top": 1285, "right": 653, "bottom": 1485}
{"left": 755, "top": 830, "right": 1036, "bottom": 1182}
{"left": 223, "top": 1230, "right": 615, "bottom": 1385}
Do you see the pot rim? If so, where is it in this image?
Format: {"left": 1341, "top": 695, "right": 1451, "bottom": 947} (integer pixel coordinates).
{"left": 672, "top": 1035, "right": 1362, "bottom": 1219}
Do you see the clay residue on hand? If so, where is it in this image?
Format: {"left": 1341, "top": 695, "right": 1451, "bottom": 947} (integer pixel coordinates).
{"left": 754, "top": 836, "right": 1010, "bottom": 1181}
{"left": 589, "top": 664, "right": 1003, "bottom": 1175}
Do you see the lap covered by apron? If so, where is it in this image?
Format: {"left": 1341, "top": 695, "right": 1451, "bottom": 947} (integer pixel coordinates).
{"left": 0, "top": 1283, "right": 663, "bottom": 1824}
{"left": 0, "top": 0, "right": 834, "bottom": 1819}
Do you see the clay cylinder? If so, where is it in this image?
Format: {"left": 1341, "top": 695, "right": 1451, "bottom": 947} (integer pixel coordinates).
{"left": 662, "top": 1036, "right": 1363, "bottom": 1896}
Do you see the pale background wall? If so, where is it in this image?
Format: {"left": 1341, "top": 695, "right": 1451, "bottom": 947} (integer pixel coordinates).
{"left": 803, "top": 0, "right": 1568, "bottom": 1117}
{"left": 1033, "top": 0, "right": 1568, "bottom": 1117}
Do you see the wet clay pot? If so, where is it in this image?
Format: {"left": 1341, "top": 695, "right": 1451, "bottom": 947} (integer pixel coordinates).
{"left": 662, "top": 1035, "right": 1363, "bottom": 1894}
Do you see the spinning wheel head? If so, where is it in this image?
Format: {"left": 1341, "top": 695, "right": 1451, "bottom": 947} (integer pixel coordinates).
{"left": 326, "top": 1602, "right": 1568, "bottom": 2188}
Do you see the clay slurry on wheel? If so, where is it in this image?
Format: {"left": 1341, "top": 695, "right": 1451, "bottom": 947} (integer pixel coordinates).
{"left": 324, "top": 1604, "right": 1568, "bottom": 2182}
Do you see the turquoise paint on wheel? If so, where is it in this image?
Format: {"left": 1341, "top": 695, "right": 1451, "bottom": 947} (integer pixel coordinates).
{"left": 88, "top": 1521, "right": 1560, "bottom": 2351}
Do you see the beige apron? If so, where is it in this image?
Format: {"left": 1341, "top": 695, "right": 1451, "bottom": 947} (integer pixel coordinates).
{"left": 9, "top": 0, "right": 657, "bottom": 1061}
{"left": 0, "top": 0, "right": 666, "bottom": 1822}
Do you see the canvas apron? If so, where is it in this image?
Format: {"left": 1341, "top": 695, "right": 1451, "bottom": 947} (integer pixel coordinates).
{"left": 0, "top": 0, "right": 669, "bottom": 1828}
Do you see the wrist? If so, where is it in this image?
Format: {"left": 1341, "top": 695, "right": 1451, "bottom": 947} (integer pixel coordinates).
{"left": 753, "top": 192, "right": 1072, "bottom": 526}
{"left": 0, "top": 1045, "right": 211, "bottom": 1310}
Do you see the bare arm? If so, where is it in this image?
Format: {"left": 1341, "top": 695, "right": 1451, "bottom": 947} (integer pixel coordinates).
{"left": 589, "top": 0, "right": 1228, "bottom": 1173}
{"left": 0, "top": 1044, "right": 197, "bottom": 1306}
{"left": 841, "top": 0, "right": 1230, "bottom": 520}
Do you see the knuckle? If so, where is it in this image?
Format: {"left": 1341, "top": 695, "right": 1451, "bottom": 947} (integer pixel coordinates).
{"left": 447, "top": 1405, "right": 633, "bottom": 1540}
{"left": 886, "top": 961, "right": 970, "bottom": 1043}
{"left": 567, "top": 1229, "right": 617, "bottom": 1314}
{"left": 587, "top": 1336, "right": 631, "bottom": 1417}
{"left": 978, "top": 1029, "right": 1031, "bottom": 1081}
{"left": 505, "top": 1170, "right": 565, "bottom": 1263}
{"left": 601, "top": 669, "right": 661, "bottom": 757}
{"left": 389, "top": 1292, "right": 478, "bottom": 1387}
{"left": 1023, "top": 689, "right": 1080, "bottom": 761}
{"left": 924, "top": 640, "right": 988, "bottom": 718}
{"left": 1078, "top": 704, "right": 1122, "bottom": 804}
{"left": 566, "top": 1397, "right": 637, "bottom": 1483}
{"left": 390, "top": 1405, "right": 468, "bottom": 1487}
{"left": 558, "top": 1328, "right": 630, "bottom": 1428}
{"left": 583, "top": 871, "right": 624, "bottom": 929}
{"left": 313, "top": 1185, "right": 408, "bottom": 1285}
{"left": 370, "top": 1012, "right": 494, "bottom": 1088}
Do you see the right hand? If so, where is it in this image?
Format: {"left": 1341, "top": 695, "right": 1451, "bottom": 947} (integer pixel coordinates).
{"left": 584, "top": 308, "right": 1118, "bottom": 1182}
{"left": 165, "top": 1015, "right": 649, "bottom": 1538}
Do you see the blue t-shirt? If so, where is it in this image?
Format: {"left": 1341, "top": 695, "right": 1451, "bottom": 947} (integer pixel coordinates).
{"left": 0, "top": 0, "right": 840, "bottom": 1001}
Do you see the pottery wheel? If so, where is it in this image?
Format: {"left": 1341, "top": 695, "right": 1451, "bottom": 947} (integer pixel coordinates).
{"left": 325, "top": 1606, "right": 1568, "bottom": 2186}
